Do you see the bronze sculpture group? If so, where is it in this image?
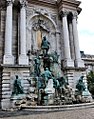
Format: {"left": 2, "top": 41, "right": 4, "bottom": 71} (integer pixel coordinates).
{"left": 12, "top": 36, "right": 88, "bottom": 107}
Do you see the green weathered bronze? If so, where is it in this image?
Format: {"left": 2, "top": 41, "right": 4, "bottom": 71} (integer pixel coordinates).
{"left": 34, "top": 57, "right": 41, "bottom": 77}
{"left": 41, "top": 68, "right": 52, "bottom": 82}
{"left": 76, "top": 76, "right": 86, "bottom": 94}
{"left": 12, "top": 75, "right": 24, "bottom": 95}
{"left": 41, "top": 36, "right": 50, "bottom": 55}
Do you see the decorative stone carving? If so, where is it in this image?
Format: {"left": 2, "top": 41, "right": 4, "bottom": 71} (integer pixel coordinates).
{"left": 26, "top": 9, "right": 33, "bottom": 17}
{"left": 45, "top": 79, "right": 55, "bottom": 94}
{"left": 19, "top": 0, "right": 27, "bottom": 7}
{"left": 6, "top": 0, "right": 14, "bottom": 6}
{"left": 33, "top": 8, "right": 49, "bottom": 16}
{"left": 51, "top": 14, "right": 57, "bottom": 25}
{"left": 72, "top": 12, "right": 78, "bottom": 19}
{"left": 32, "top": 19, "right": 50, "bottom": 32}
{"left": 62, "top": 10, "right": 69, "bottom": 17}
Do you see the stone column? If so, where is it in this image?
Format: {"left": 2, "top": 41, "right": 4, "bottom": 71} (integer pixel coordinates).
{"left": 72, "top": 12, "right": 84, "bottom": 67}
{"left": 68, "top": 20, "right": 75, "bottom": 60}
{"left": 3, "top": 0, "right": 14, "bottom": 64}
{"left": 62, "top": 11, "right": 74, "bottom": 67}
{"left": 19, "top": 0, "right": 28, "bottom": 65}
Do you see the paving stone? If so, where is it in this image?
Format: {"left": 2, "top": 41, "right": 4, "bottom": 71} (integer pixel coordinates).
{"left": 0, "top": 107, "right": 94, "bottom": 119}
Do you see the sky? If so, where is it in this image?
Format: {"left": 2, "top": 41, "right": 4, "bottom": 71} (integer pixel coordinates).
{"left": 78, "top": 0, "right": 94, "bottom": 55}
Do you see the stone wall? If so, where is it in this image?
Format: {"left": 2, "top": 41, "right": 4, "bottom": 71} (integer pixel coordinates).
{"left": 0, "top": 10, "right": 5, "bottom": 64}
{"left": 1, "top": 66, "right": 30, "bottom": 109}
{"left": 0, "top": 9, "right": 5, "bottom": 108}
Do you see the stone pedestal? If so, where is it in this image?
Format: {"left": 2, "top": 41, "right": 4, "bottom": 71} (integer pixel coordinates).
{"left": 19, "top": 55, "right": 28, "bottom": 65}
{"left": 3, "top": 55, "right": 14, "bottom": 65}
{"left": 63, "top": 59, "right": 74, "bottom": 68}
{"left": 82, "top": 89, "right": 93, "bottom": 102}
{"left": 1, "top": 99, "right": 11, "bottom": 110}
{"left": 75, "top": 59, "right": 85, "bottom": 68}
{"left": 45, "top": 79, "right": 55, "bottom": 105}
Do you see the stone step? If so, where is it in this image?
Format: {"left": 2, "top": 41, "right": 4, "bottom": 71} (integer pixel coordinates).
{"left": 22, "top": 102, "right": 94, "bottom": 112}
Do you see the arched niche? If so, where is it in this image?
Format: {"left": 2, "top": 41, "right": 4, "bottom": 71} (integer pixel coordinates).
{"left": 26, "top": 14, "right": 57, "bottom": 54}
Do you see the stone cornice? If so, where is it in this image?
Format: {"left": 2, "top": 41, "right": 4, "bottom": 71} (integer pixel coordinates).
{"left": 57, "top": 0, "right": 81, "bottom": 13}
{"left": 27, "top": 0, "right": 57, "bottom": 8}
{"left": 77, "top": 7, "right": 82, "bottom": 14}
{"left": 62, "top": 66, "right": 86, "bottom": 71}
{"left": 57, "top": 0, "right": 81, "bottom": 6}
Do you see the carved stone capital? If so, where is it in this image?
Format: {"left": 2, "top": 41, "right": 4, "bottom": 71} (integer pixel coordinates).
{"left": 72, "top": 12, "right": 78, "bottom": 19}
{"left": 6, "top": 0, "right": 14, "bottom": 6}
{"left": 62, "top": 11, "right": 69, "bottom": 17}
{"left": 61, "top": 10, "right": 69, "bottom": 17}
{"left": 20, "top": 0, "right": 27, "bottom": 8}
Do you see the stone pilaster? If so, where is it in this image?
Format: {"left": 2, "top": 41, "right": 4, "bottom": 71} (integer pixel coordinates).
{"left": 3, "top": 0, "right": 14, "bottom": 64}
{"left": 19, "top": 0, "right": 28, "bottom": 65}
{"left": 62, "top": 11, "right": 74, "bottom": 67}
{"left": 56, "top": 31, "right": 61, "bottom": 63}
{"left": 72, "top": 12, "right": 84, "bottom": 67}
{"left": 56, "top": 31, "right": 60, "bottom": 54}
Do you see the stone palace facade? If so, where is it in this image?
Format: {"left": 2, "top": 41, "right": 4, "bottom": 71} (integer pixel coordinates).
{"left": 0, "top": 0, "right": 93, "bottom": 109}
